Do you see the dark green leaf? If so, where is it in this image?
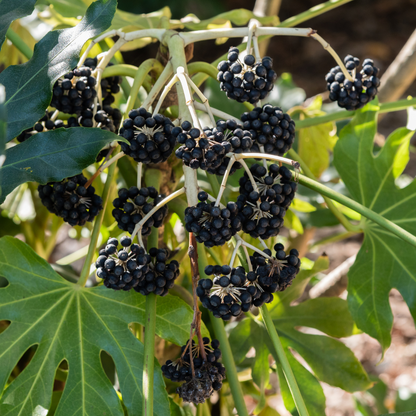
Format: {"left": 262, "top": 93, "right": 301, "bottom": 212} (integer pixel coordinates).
{"left": 379, "top": 411, "right": 416, "bottom": 416}
{"left": 0, "top": 236, "right": 202, "bottom": 415}
{"left": 0, "top": 0, "right": 37, "bottom": 50}
{"left": 272, "top": 297, "right": 354, "bottom": 338}
{"left": 334, "top": 102, "right": 416, "bottom": 352}
{"left": 277, "top": 326, "right": 371, "bottom": 392}
{"left": 0, "top": 127, "right": 124, "bottom": 204}
{"left": 396, "top": 393, "right": 416, "bottom": 413}
{"left": 0, "top": 0, "right": 116, "bottom": 142}
{"left": 229, "top": 319, "right": 253, "bottom": 364}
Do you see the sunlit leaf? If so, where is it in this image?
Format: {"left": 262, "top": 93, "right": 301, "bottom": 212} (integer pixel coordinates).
{"left": 334, "top": 101, "right": 416, "bottom": 352}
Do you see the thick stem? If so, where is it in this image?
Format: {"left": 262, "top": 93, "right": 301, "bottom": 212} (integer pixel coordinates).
{"left": 124, "top": 59, "right": 164, "bottom": 116}
{"left": 6, "top": 28, "right": 33, "bottom": 59}
{"left": 297, "top": 173, "right": 416, "bottom": 248}
{"left": 288, "top": 149, "right": 360, "bottom": 233}
{"left": 142, "top": 298, "right": 157, "bottom": 413}
{"left": 102, "top": 64, "right": 138, "bottom": 78}
{"left": 188, "top": 62, "right": 218, "bottom": 81}
{"left": 77, "top": 158, "right": 118, "bottom": 286}
{"left": 260, "top": 305, "right": 310, "bottom": 416}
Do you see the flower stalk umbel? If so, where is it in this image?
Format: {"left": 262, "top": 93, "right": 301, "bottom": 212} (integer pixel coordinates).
{"left": 42, "top": 16, "right": 415, "bottom": 416}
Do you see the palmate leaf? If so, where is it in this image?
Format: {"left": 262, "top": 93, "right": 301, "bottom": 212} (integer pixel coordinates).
{"left": 0, "top": 0, "right": 116, "bottom": 142}
{"left": 0, "top": 0, "right": 37, "bottom": 50}
{"left": 0, "top": 127, "right": 126, "bottom": 204}
{"left": 333, "top": 102, "right": 416, "bottom": 352}
{"left": 0, "top": 236, "right": 206, "bottom": 415}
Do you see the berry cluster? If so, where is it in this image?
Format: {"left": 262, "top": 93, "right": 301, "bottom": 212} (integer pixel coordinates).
{"left": 95, "top": 237, "right": 148, "bottom": 291}
{"left": 134, "top": 248, "right": 180, "bottom": 297}
{"left": 51, "top": 65, "right": 98, "bottom": 116}
{"left": 38, "top": 174, "right": 102, "bottom": 226}
{"left": 202, "top": 119, "right": 253, "bottom": 175}
{"left": 162, "top": 338, "right": 225, "bottom": 404}
{"left": 112, "top": 186, "right": 167, "bottom": 235}
{"left": 197, "top": 245, "right": 301, "bottom": 320}
{"left": 237, "top": 164, "right": 296, "bottom": 239}
{"left": 17, "top": 111, "right": 67, "bottom": 142}
{"left": 251, "top": 244, "right": 301, "bottom": 293}
{"left": 175, "top": 121, "right": 226, "bottom": 172}
{"left": 184, "top": 192, "right": 241, "bottom": 247}
{"left": 326, "top": 55, "right": 380, "bottom": 110}
{"left": 119, "top": 108, "right": 177, "bottom": 163}
{"left": 197, "top": 265, "right": 254, "bottom": 320}
{"left": 217, "top": 48, "right": 277, "bottom": 104}
{"left": 241, "top": 104, "right": 296, "bottom": 156}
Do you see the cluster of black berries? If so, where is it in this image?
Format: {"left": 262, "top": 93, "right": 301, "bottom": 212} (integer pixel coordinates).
{"left": 162, "top": 338, "right": 225, "bottom": 404}
{"left": 112, "top": 186, "right": 167, "bottom": 235}
{"left": 95, "top": 236, "right": 148, "bottom": 290}
{"left": 197, "top": 265, "right": 254, "bottom": 320}
{"left": 119, "top": 108, "right": 177, "bottom": 163}
{"left": 202, "top": 119, "right": 253, "bottom": 175}
{"left": 17, "top": 111, "right": 66, "bottom": 142}
{"left": 197, "top": 246, "right": 300, "bottom": 320}
{"left": 184, "top": 192, "right": 241, "bottom": 247}
{"left": 175, "top": 121, "right": 226, "bottom": 172}
{"left": 217, "top": 48, "right": 277, "bottom": 104}
{"left": 251, "top": 244, "right": 301, "bottom": 293}
{"left": 237, "top": 164, "right": 296, "bottom": 239}
{"left": 38, "top": 174, "right": 102, "bottom": 226}
{"left": 83, "top": 57, "right": 122, "bottom": 106}
{"left": 241, "top": 105, "right": 296, "bottom": 156}
{"left": 326, "top": 55, "right": 380, "bottom": 110}
{"left": 133, "top": 248, "right": 180, "bottom": 296}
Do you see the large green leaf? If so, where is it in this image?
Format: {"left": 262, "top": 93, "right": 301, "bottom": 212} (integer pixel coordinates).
{"left": 0, "top": 0, "right": 116, "bottom": 142}
{"left": 333, "top": 102, "right": 416, "bottom": 352}
{"left": 0, "top": 127, "right": 124, "bottom": 204}
{"left": 0, "top": 236, "right": 203, "bottom": 415}
{"left": 380, "top": 412, "right": 416, "bottom": 416}
{"left": 0, "top": 0, "right": 37, "bottom": 50}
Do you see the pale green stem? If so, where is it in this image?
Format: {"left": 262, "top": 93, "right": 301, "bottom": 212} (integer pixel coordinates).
{"left": 77, "top": 160, "right": 117, "bottom": 287}
{"left": 124, "top": 59, "right": 164, "bottom": 117}
{"left": 187, "top": 61, "right": 218, "bottom": 83}
{"left": 297, "top": 173, "right": 416, "bottom": 248}
{"left": 288, "top": 149, "right": 360, "bottom": 233}
{"left": 260, "top": 305, "right": 310, "bottom": 416}
{"left": 6, "top": 28, "right": 33, "bottom": 59}
{"left": 142, "top": 227, "right": 158, "bottom": 416}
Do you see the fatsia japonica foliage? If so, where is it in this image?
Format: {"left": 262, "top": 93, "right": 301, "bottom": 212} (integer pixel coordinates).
{"left": 0, "top": 0, "right": 415, "bottom": 416}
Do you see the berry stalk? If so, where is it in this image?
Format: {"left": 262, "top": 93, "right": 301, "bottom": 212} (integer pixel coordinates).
{"left": 288, "top": 148, "right": 360, "bottom": 233}
{"left": 297, "top": 172, "right": 416, "bottom": 248}
{"left": 77, "top": 158, "right": 118, "bottom": 287}
{"left": 260, "top": 305, "right": 310, "bottom": 416}
{"left": 142, "top": 227, "right": 158, "bottom": 416}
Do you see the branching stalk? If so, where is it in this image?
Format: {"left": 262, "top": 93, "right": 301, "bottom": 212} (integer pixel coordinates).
{"left": 143, "top": 62, "right": 174, "bottom": 110}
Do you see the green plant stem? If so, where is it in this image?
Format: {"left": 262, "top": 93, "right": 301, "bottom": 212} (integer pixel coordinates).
{"left": 311, "top": 230, "right": 359, "bottom": 249}
{"left": 6, "top": 28, "right": 33, "bottom": 59}
{"left": 187, "top": 62, "right": 218, "bottom": 84}
{"left": 142, "top": 227, "right": 158, "bottom": 416}
{"left": 297, "top": 173, "right": 416, "bottom": 248}
{"left": 206, "top": 171, "right": 220, "bottom": 196}
{"left": 260, "top": 305, "right": 310, "bottom": 416}
{"left": 296, "top": 97, "right": 416, "bottom": 129}
{"left": 124, "top": 59, "right": 164, "bottom": 117}
{"left": 288, "top": 149, "right": 360, "bottom": 232}
{"left": 102, "top": 63, "right": 138, "bottom": 78}
{"left": 278, "top": 0, "right": 352, "bottom": 27}
{"left": 77, "top": 160, "right": 117, "bottom": 287}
